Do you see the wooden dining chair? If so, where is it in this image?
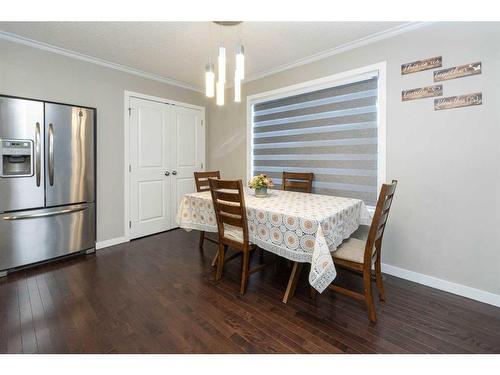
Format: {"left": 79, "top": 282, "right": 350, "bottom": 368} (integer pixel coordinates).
{"left": 209, "top": 178, "right": 269, "bottom": 295}
{"left": 194, "top": 171, "right": 220, "bottom": 252}
{"left": 324, "top": 180, "right": 398, "bottom": 323}
{"left": 282, "top": 172, "right": 314, "bottom": 193}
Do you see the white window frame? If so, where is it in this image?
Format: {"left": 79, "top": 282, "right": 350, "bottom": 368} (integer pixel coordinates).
{"left": 246, "top": 62, "right": 387, "bottom": 209}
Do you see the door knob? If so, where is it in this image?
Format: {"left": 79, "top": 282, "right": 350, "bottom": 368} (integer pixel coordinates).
{"left": 164, "top": 171, "right": 170, "bottom": 176}
{"left": 172, "top": 170, "right": 177, "bottom": 175}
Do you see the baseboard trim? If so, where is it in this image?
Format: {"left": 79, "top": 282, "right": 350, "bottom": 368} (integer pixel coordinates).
{"left": 381, "top": 263, "right": 500, "bottom": 308}
{"left": 96, "top": 236, "right": 129, "bottom": 250}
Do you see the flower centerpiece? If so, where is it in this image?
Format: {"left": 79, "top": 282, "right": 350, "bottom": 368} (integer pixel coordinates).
{"left": 248, "top": 174, "right": 274, "bottom": 197}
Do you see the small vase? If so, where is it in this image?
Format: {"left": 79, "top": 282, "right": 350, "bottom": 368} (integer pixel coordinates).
{"left": 255, "top": 186, "right": 268, "bottom": 197}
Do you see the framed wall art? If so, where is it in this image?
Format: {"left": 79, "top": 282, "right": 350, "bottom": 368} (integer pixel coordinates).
{"left": 402, "top": 85, "right": 443, "bottom": 101}
{"left": 401, "top": 56, "right": 442, "bottom": 75}
{"left": 434, "top": 62, "right": 482, "bottom": 82}
{"left": 434, "top": 92, "right": 482, "bottom": 110}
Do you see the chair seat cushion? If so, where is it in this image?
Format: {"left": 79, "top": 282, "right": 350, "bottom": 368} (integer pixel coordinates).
{"left": 333, "top": 237, "right": 367, "bottom": 264}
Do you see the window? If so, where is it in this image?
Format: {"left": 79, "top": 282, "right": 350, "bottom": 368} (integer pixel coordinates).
{"left": 248, "top": 64, "right": 386, "bottom": 207}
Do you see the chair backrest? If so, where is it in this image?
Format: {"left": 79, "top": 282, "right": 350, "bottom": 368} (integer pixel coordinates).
{"left": 208, "top": 178, "right": 249, "bottom": 246}
{"left": 282, "top": 172, "right": 314, "bottom": 193}
{"left": 194, "top": 171, "right": 221, "bottom": 192}
{"left": 364, "top": 180, "right": 398, "bottom": 266}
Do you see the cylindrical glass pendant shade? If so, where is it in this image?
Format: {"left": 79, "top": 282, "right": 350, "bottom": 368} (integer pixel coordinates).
{"left": 216, "top": 81, "right": 225, "bottom": 106}
{"left": 218, "top": 47, "right": 226, "bottom": 84}
{"left": 235, "top": 45, "right": 245, "bottom": 80}
{"left": 205, "top": 63, "right": 215, "bottom": 98}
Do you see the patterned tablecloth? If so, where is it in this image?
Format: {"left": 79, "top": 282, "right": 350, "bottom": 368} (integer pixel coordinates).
{"left": 176, "top": 188, "right": 371, "bottom": 293}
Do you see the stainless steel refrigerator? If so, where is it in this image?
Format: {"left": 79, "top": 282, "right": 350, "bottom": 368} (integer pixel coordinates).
{"left": 0, "top": 96, "right": 96, "bottom": 275}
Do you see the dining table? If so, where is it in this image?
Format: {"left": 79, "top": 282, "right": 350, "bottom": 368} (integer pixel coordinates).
{"left": 176, "top": 187, "right": 371, "bottom": 297}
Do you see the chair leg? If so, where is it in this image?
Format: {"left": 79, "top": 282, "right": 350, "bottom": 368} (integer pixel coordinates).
{"left": 216, "top": 244, "right": 227, "bottom": 281}
{"left": 198, "top": 231, "right": 205, "bottom": 252}
{"left": 363, "top": 270, "right": 377, "bottom": 323}
{"left": 240, "top": 250, "right": 250, "bottom": 295}
{"left": 282, "top": 262, "right": 303, "bottom": 303}
{"left": 211, "top": 252, "right": 219, "bottom": 268}
{"left": 375, "top": 256, "right": 386, "bottom": 302}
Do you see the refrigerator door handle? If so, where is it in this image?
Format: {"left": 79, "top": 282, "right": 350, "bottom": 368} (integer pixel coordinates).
{"left": 2, "top": 207, "right": 85, "bottom": 221}
{"left": 35, "top": 122, "right": 41, "bottom": 187}
{"left": 48, "top": 123, "right": 54, "bottom": 186}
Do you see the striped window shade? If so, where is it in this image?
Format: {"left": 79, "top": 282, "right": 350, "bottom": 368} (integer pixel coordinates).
{"left": 252, "top": 75, "right": 379, "bottom": 206}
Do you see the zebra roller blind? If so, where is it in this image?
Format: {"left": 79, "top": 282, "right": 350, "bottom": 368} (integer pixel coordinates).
{"left": 252, "top": 75, "right": 379, "bottom": 206}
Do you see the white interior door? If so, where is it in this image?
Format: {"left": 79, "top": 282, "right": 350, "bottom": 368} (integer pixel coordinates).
{"left": 170, "top": 106, "right": 205, "bottom": 225}
{"left": 129, "top": 97, "right": 172, "bottom": 239}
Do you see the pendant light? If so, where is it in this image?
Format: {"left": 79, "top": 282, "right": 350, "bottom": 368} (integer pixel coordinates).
{"left": 205, "top": 21, "right": 245, "bottom": 105}
{"left": 234, "top": 72, "right": 241, "bottom": 103}
{"left": 216, "top": 46, "right": 226, "bottom": 105}
{"left": 205, "top": 62, "right": 215, "bottom": 98}
{"left": 218, "top": 47, "right": 226, "bottom": 84}
{"left": 216, "top": 81, "right": 225, "bottom": 106}
{"left": 235, "top": 45, "right": 245, "bottom": 80}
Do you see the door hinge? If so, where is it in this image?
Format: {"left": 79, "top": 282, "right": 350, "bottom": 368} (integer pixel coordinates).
{"left": 201, "top": 162, "right": 204, "bottom": 169}
{"left": 129, "top": 221, "right": 132, "bottom": 228}
{"left": 201, "top": 120, "right": 204, "bottom": 126}
{"left": 129, "top": 164, "right": 132, "bottom": 173}
{"left": 128, "top": 107, "right": 132, "bottom": 116}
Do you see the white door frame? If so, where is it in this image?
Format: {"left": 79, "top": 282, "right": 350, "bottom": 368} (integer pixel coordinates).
{"left": 123, "top": 90, "right": 206, "bottom": 241}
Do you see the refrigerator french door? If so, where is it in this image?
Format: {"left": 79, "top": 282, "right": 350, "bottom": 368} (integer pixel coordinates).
{"left": 45, "top": 103, "right": 95, "bottom": 206}
{"left": 0, "top": 97, "right": 44, "bottom": 212}
{"left": 0, "top": 96, "right": 96, "bottom": 274}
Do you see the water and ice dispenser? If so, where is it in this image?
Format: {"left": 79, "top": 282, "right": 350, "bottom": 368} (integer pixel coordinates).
{"left": 0, "top": 139, "right": 34, "bottom": 177}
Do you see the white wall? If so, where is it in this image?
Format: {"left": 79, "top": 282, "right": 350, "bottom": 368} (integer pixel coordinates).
{"left": 207, "top": 22, "right": 500, "bottom": 297}
{"left": 0, "top": 38, "right": 206, "bottom": 243}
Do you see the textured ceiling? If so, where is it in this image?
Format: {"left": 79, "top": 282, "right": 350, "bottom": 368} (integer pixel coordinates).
{"left": 0, "top": 22, "right": 407, "bottom": 90}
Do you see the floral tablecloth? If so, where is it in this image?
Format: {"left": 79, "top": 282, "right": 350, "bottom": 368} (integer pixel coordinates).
{"left": 176, "top": 188, "right": 371, "bottom": 293}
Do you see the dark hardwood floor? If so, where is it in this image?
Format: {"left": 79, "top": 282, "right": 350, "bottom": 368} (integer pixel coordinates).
{"left": 1, "top": 228, "right": 500, "bottom": 354}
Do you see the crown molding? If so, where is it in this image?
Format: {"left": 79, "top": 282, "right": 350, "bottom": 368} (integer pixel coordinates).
{"left": 0, "top": 30, "right": 204, "bottom": 93}
{"left": 1, "top": 22, "right": 432, "bottom": 94}
{"left": 241, "top": 21, "right": 433, "bottom": 85}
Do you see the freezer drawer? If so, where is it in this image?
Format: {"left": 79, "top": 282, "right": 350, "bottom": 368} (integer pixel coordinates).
{"left": 0, "top": 203, "right": 95, "bottom": 271}
{"left": 45, "top": 103, "right": 95, "bottom": 207}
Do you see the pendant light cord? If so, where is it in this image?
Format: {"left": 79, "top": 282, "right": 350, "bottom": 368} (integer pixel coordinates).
{"left": 208, "top": 21, "right": 212, "bottom": 64}
{"left": 219, "top": 23, "right": 223, "bottom": 48}
{"left": 238, "top": 23, "right": 242, "bottom": 46}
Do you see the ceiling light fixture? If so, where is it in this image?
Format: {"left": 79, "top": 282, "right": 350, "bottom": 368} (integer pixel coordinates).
{"left": 206, "top": 21, "right": 245, "bottom": 106}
